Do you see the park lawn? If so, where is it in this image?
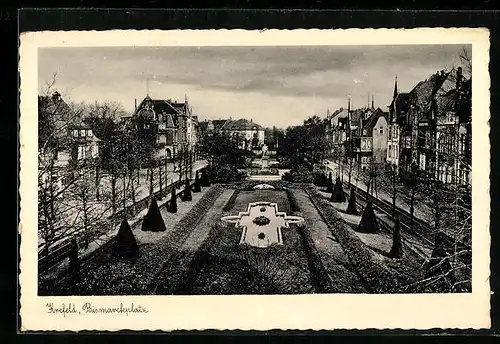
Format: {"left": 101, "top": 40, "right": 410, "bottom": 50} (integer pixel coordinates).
{"left": 134, "top": 185, "right": 211, "bottom": 244}
{"left": 230, "top": 190, "right": 291, "bottom": 214}
{"left": 187, "top": 222, "right": 315, "bottom": 295}
{"left": 320, "top": 192, "right": 426, "bottom": 292}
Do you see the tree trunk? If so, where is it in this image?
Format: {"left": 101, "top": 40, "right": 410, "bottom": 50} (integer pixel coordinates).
{"left": 409, "top": 187, "right": 415, "bottom": 231}
{"left": 111, "top": 176, "right": 117, "bottom": 216}
{"left": 392, "top": 183, "right": 397, "bottom": 219}
{"left": 95, "top": 164, "right": 100, "bottom": 201}
{"left": 129, "top": 168, "right": 136, "bottom": 216}
{"left": 159, "top": 164, "right": 163, "bottom": 197}
{"left": 122, "top": 173, "right": 126, "bottom": 212}
{"left": 149, "top": 166, "right": 154, "bottom": 197}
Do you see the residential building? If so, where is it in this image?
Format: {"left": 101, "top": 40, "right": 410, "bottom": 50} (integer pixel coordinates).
{"left": 199, "top": 118, "right": 266, "bottom": 151}
{"left": 38, "top": 91, "right": 102, "bottom": 192}
{"left": 387, "top": 67, "right": 472, "bottom": 186}
{"left": 129, "top": 94, "right": 199, "bottom": 162}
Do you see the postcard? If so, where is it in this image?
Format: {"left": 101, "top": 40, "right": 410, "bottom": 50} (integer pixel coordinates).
{"left": 19, "top": 28, "right": 491, "bottom": 331}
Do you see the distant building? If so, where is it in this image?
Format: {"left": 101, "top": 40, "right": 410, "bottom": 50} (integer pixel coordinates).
{"left": 38, "top": 91, "right": 101, "bottom": 192}
{"left": 128, "top": 95, "right": 199, "bottom": 162}
{"left": 200, "top": 118, "right": 265, "bottom": 150}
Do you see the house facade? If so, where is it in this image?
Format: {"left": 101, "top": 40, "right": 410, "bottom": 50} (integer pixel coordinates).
{"left": 386, "top": 67, "right": 472, "bottom": 186}
{"left": 200, "top": 118, "right": 266, "bottom": 151}
{"left": 38, "top": 91, "right": 102, "bottom": 192}
{"left": 129, "top": 95, "right": 199, "bottom": 163}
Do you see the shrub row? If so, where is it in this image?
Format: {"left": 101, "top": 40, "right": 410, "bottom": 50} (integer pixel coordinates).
{"left": 304, "top": 185, "right": 401, "bottom": 293}
{"left": 285, "top": 188, "right": 300, "bottom": 214}
{"left": 295, "top": 224, "right": 333, "bottom": 293}
{"left": 222, "top": 189, "right": 240, "bottom": 212}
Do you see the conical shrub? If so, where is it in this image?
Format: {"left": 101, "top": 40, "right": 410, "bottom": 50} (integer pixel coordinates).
{"left": 326, "top": 172, "right": 334, "bottom": 193}
{"left": 357, "top": 200, "right": 380, "bottom": 233}
{"left": 193, "top": 170, "right": 202, "bottom": 193}
{"left": 345, "top": 188, "right": 358, "bottom": 215}
{"left": 330, "top": 177, "right": 346, "bottom": 202}
{"left": 141, "top": 197, "right": 166, "bottom": 232}
{"left": 68, "top": 237, "right": 80, "bottom": 284}
{"left": 200, "top": 168, "right": 211, "bottom": 187}
{"left": 425, "top": 232, "right": 455, "bottom": 290}
{"left": 388, "top": 216, "right": 403, "bottom": 258}
{"left": 114, "top": 219, "right": 139, "bottom": 258}
{"left": 167, "top": 187, "right": 178, "bottom": 213}
{"left": 181, "top": 178, "right": 193, "bottom": 201}
{"left": 321, "top": 171, "right": 328, "bottom": 187}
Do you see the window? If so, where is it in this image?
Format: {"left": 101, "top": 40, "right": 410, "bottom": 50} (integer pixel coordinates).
{"left": 92, "top": 145, "right": 98, "bottom": 158}
{"left": 73, "top": 130, "right": 78, "bottom": 137}
{"left": 77, "top": 146, "right": 85, "bottom": 160}
{"left": 87, "top": 130, "right": 93, "bottom": 137}
{"left": 380, "top": 127, "right": 383, "bottom": 134}
{"left": 80, "top": 130, "right": 85, "bottom": 137}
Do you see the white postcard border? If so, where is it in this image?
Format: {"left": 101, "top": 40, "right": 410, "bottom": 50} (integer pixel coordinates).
{"left": 19, "top": 28, "right": 491, "bottom": 331}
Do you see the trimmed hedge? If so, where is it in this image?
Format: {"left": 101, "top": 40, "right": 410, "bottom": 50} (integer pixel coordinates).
{"left": 222, "top": 189, "right": 240, "bottom": 212}
{"left": 285, "top": 188, "right": 300, "bottom": 214}
{"left": 304, "top": 185, "right": 401, "bottom": 293}
{"left": 296, "top": 224, "right": 333, "bottom": 293}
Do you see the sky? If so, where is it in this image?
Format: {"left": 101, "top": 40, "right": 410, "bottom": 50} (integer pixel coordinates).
{"left": 38, "top": 44, "right": 471, "bottom": 129}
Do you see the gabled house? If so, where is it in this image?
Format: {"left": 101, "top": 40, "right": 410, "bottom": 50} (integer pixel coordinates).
{"left": 131, "top": 95, "right": 199, "bottom": 162}
{"left": 388, "top": 67, "right": 471, "bottom": 186}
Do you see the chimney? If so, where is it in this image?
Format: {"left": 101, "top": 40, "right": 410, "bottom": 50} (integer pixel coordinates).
{"left": 134, "top": 98, "right": 137, "bottom": 112}
{"left": 371, "top": 95, "right": 374, "bottom": 109}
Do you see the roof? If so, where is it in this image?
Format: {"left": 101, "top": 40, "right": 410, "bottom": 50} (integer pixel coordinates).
{"left": 220, "top": 119, "right": 264, "bottom": 131}
{"left": 330, "top": 108, "right": 349, "bottom": 127}
{"left": 394, "top": 92, "right": 410, "bottom": 113}
{"left": 212, "top": 119, "right": 230, "bottom": 131}
{"left": 363, "top": 108, "right": 388, "bottom": 132}
{"left": 136, "top": 96, "right": 189, "bottom": 116}
{"left": 349, "top": 109, "right": 365, "bottom": 127}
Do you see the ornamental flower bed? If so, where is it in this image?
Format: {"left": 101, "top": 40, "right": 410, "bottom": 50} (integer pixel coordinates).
{"left": 253, "top": 216, "right": 271, "bottom": 226}
{"left": 304, "top": 185, "right": 402, "bottom": 294}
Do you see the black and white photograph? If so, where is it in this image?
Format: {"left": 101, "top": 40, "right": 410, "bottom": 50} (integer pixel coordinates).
{"left": 19, "top": 29, "right": 490, "bottom": 331}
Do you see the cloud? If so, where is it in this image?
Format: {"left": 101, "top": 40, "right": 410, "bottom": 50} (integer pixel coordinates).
{"left": 38, "top": 44, "right": 471, "bottom": 128}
